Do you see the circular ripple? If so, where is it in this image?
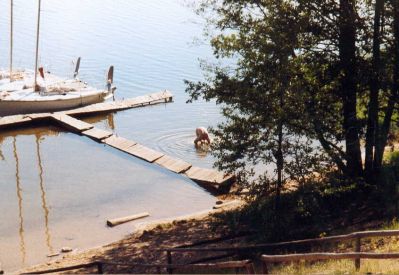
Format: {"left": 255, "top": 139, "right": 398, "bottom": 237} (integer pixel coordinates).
{"left": 153, "top": 128, "right": 212, "bottom": 164}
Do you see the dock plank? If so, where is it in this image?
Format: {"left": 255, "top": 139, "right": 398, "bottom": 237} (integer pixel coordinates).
{"left": 50, "top": 114, "right": 94, "bottom": 132}
{"left": 102, "top": 135, "right": 137, "bottom": 151}
{"left": 0, "top": 115, "right": 32, "bottom": 128}
{"left": 82, "top": 127, "right": 113, "bottom": 141}
{"left": 124, "top": 95, "right": 151, "bottom": 107}
{"left": 185, "top": 166, "right": 235, "bottom": 191}
{"left": 155, "top": 155, "right": 192, "bottom": 174}
{"left": 125, "top": 144, "right": 164, "bottom": 163}
{"left": 63, "top": 90, "right": 172, "bottom": 116}
{"left": 123, "top": 97, "right": 146, "bottom": 107}
{"left": 26, "top": 113, "right": 52, "bottom": 120}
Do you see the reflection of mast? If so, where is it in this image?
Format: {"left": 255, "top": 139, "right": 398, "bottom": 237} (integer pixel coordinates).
{"left": 0, "top": 135, "right": 4, "bottom": 160}
{"left": 107, "top": 113, "right": 115, "bottom": 130}
{"left": 35, "top": 134, "right": 53, "bottom": 254}
{"left": 12, "top": 137, "right": 26, "bottom": 265}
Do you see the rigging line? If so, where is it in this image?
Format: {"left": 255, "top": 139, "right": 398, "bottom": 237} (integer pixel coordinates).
{"left": 34, "top": 0, "right": 41, "bottom": 91}
{"left": 10, "top": 0, "right": 13, "bottom": 82}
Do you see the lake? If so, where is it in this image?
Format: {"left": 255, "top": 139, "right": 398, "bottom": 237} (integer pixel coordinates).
{"left": 0, "top": 0, "right": 222, "bottom": 271}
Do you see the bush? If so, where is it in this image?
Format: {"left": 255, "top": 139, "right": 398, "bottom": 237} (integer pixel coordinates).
{"left": 214, "top": 176, "right": 373, "bottom": 243}
{"left": 383, "top": 151, "right": 399, "bottom": 167}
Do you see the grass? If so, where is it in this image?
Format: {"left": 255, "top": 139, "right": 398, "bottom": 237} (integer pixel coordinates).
{"left": 266, "top": 219, "right": 399, "bottom": 274}
{"left": 270, "top": 259, "right": 399, "bottom": 275}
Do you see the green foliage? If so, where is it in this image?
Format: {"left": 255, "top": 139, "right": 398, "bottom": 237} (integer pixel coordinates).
{"left": 382, "top": 218, "right": 399, "bottom": 230}
{"left": 214, "top": 176, "right": 370, "bottom": 241}
{"left": 187, "top": 0, "right": 399, "bottom": 242}
{"left": 383, "top": 151, "right": 399, "bottom": 166}
{"left": 187, "top": 0, "right": 399, "bottom": 188}
{"left": 187, "top": 0, "right": 336, "bottom": 206}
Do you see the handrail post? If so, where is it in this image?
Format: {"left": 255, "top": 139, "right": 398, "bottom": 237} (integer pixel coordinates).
{"left": 262, "top": 261, "right": 269, "bottom": 274}
{"left": 245, "top": 262, "right": 255, "bottom": 274}
{"left": 167, "top": 250, "right": 173, "bottom": 274}
{"left": 355, "top": 237, "right": 361, "bottom": 270}
{"left": 96, "top": 262, "right": 104, "bottom": 274}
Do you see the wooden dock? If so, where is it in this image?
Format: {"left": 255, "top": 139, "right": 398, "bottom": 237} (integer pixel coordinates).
{"left": 51, "top": 115, "right": 235, "bottom": 193}
{"left": 0, "top": 89, "right": 235, "bottom": 193}
{"left": 0, "top": 90, "right": 173, "bottom": 129}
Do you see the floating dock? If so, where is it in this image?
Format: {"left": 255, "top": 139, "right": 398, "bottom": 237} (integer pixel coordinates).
{"left": 0, "top": 90, "right": 235, "bottom": 193}
{"left": 0, "top": 90, "right": 173, "bottom": 129}
{"left": 49, "top": 114, "right": 235, "bottom": 193}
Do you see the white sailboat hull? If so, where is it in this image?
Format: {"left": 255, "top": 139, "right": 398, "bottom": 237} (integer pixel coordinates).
{"left": 0, "top": 90, "right": 110, "bottom": 116}
{"left": 0, "top": 70, "right": 113, "bottom": 117}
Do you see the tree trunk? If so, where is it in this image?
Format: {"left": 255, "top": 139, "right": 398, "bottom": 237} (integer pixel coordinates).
{"left": 339, "top": 0, "right": 363, "bottom": 177}
{"left": 365, "top": 0, "right": 384, "bottom": 179}
{"left": 275, "top": 78, "right": 285, "bottom": 229}
{"left": 275, "top": 118, "right": 283, "bottom": 218}
{"left": 374, "top": 0, "right": 399, "bottom": 168}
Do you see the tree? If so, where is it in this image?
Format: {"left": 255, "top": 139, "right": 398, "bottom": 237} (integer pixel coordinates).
{"left": 365, "top": 0, "right": 384, "bottom": 176}
{"left": 186, "top": 0, "right": 399, "bottom": 195}
{"left": 187, "top": 0, "right": 329, "bottom": 217}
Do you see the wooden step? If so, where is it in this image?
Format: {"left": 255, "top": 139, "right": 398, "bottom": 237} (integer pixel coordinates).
{"left": 50, "top": 114, "right": 93, "bottom": 132}
{"left": 155, "top": 155, "right": 192, "bottom": 174}
{"left": 124, "top": 144, "right": 164, "bottom": 163}
{"left": 82, "top": 128, "right": 113, "bottom": 141}
{"left": 102, "top": 135, "right": 137, "bottom": 151}
{"left": 185, "top": 166, "right": 235, "bottom": 192}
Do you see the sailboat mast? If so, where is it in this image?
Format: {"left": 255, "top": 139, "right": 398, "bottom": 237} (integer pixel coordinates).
{"left": 9, "top": 0, "right": 13, "bottom": 82}
{"left": 34, "top": 0, "right": 41, "bottom": 91}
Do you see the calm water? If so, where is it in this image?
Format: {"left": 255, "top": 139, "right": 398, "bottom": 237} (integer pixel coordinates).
{"left": 0, "top": 0, "right": 222, "bottom": 271}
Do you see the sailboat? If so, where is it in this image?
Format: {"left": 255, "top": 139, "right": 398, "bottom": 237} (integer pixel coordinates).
{"left": 0, "top": 0, "right": 116, "bottom": 117}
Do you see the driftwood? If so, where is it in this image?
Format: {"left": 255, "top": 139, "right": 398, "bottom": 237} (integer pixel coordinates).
{"left": 213, "top": 200, "right": 240, "bottom": 209}
{"left": 107, "top": 212, "right": 149, "bottom": 227}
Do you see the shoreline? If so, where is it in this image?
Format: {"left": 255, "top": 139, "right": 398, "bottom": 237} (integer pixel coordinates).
{"left": 17, "top": 198, "right": 244, "bottom": 274}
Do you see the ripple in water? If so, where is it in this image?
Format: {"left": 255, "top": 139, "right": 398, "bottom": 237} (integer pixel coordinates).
{"left": 154, "top": 128, "right": 211, "bottom": 163}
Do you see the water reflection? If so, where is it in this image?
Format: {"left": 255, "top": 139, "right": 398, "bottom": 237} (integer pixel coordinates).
{"left": 35, "top": 135, "right": 53, "bottom": 254}
{"left": 82, "top": 113, "right": 115, "bottom": 131}
{"left": 0, "top": 0, "right": 221, "bottom": 270}
{"left": 0, "top": 148, "right": 4, "bottom": 160}
{"left": 1, "top": 114, "right": 115, "bottom": 267}
{"left": 12, "top": 137, "right": 26, "bottom": 266}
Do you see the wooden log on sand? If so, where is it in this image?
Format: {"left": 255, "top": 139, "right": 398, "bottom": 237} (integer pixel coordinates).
{"left": 107, "top": 212, "right": 150, "bottom": 227}
{"left": 213, "top": 200, "right": 241, "bottom": 209}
